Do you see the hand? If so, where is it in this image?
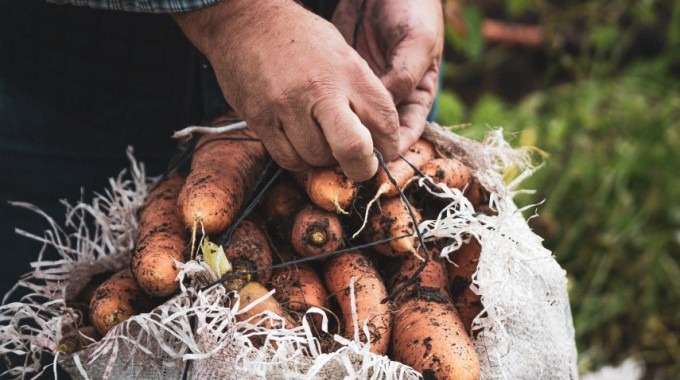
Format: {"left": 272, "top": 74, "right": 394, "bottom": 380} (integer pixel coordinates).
{"left": 173, "top": 0, "right": 400, "bottom": 182}
{"left": 332, "top": 0, "right": 444, "bottom": 152}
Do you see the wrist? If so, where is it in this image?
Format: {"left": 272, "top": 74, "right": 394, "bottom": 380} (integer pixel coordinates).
{"left": 172, "top": 0, "right": 272, "bottom": 58}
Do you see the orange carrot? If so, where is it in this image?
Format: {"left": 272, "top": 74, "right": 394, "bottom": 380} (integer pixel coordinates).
{"left": 258, "top": 179, "right": 305, "bottom": 258}
{"left": 270, "top": 245, "right": 298, "bottom": 265}
{"left": 223, "top": 220, "right": 273, "bottom": 291}
{"left": 391, "top": 247, "right": 449, "bottom": 292}
{"left": 353, "top": 139, "right": 434, "bottom": 239}
{"left": 420, "top": 157, "right": 473, "bottom": 191}
{"left": 465, "top": 180, "right": 486, "bottom": 207}
{"left": 291, "top": 166, "right": 357, "bottom": 214}
{"left": 447, "top": 237, "right": 484, "bottom": 333}
{"left": 178, "top": 127, "right": 269, "bottom": 235}
{"left": 391, "top": 292, "right": 480, "bottom": 380}
{"left": 132, "top": 174, "right": 188, "bottom": 297}
{"left": 236, "top": 281, "right": 296, "bottom": 330}
{"left": 69, "top": 271, "right": 115, "bottom": 323}
{"left": 417, "top": 157, "right": 490, "bottom": 218}
{"left": 89, "top": 269, "right": 155, "bottom": 336}
{"left": 324, "top": 251, "right": 392, "bottom": 355}
{"left": 260, "top": 178, "right": 305, "bottom": 223}
{"left": 271, "top": 264, "right": 329, "bottom": 332}
{"left": 374, "top": 139, "right": 436, "bottom": 198}
{"left": 290, "top": 205, "right": 344, "bottom": 258}
{"left": 391, "top": 253, "right": 480, "bottom": 380}
{"left": 362, "top": 196, "right": 422, "bottom": 258}
{"left": 475, "top": 203, "right": 498, "bottom": 215}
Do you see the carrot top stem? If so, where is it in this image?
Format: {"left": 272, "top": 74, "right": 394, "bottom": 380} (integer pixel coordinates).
{"left": 308, "top": 230, "right": 328, "bottom": 247}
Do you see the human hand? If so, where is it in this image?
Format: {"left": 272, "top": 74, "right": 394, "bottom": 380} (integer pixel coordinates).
{"left": 332, "top": 0, "right": 444, "bottom": 152}
{"left": 173, "top": 0, "right": 400, "bottom": 182}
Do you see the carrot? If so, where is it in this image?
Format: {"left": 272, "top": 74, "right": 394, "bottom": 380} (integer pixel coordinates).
{"left": 290, "top": 205, "right": 344, "bottom": 258}
{"left": 362, "top": 196, "right": 422, "bottom": 258}
{"left": 324, "top": 251, "right": 392, "bottom": 355}
{"left": 260, "top": 178, "right": 305, "bottom": 223}
{"left": 271, "top": 264, "right": 329, "bottom": 332}
{"left": 420, "top": 157, "right": 473, "bottom": 191}
{"left": 391, "top": 291, "right": 480, "bottom": 380}
{"left": 178, "top": 127, "right": 269, "bottom": 235}
{"left": 391, "top": 247, "right": 449, "bottom": 292}
{"left": 291, "top": 166, "right": 357, "bottom": 214}
{"left": 391, "top": 254, "right": 480, "bottom": 380}
{"left": 447, "top": 237, "right": 484, "bottom": 333}
{"left": 259, "top": 179, "right": 306, "bottom": 250}
{"left": 222, "top": 220, "right": 274, "bottom": 292}
{"left": 68, "top": 271, "right": 115, "bottom": 324}
{"left": 353, "top": 139, "right": 434, "bottom": 238}
{"left": 374, "top": 139, "right": 436, "bottom": 198}
{"left": 464, "top": 180, "right": 486, "bottom": 207}
{"left": 236, "top": 281, "right": 296, "bottom": 330}
{"left": 417, "top": 157, "right": 491, "bottom": 220}
{"left": 57, "top": 326, "right": 99, "bottom": 354}
{"left": 475, "top": 203, "right": 498, "bottom": 216}
{"left": 89, "top": 269, "right": 155, "bottom": 336}
{"left": 132, "top": 174, "right": 188, "bottom": 297}
{"left": 270, "top": 245, "right": 298, "bottom": 265}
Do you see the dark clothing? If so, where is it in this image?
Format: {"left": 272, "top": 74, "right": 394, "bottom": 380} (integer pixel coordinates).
{"left": 0, "top": 0, "right": 339, "bottom": 298}
{"left": 47, "top": 0, "right": 221, "bottom": 13}
{"left": 0, "top": 1, "right": 344, "bottom": 378}
{"left": 0, "top": 1, "right": 336, "bottom": 376}
{"left": 0, "top": 0, "right": 204, "bottom": 302}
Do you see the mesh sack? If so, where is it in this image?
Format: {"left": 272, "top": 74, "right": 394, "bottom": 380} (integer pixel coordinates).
{"left": 0, "top": 125, "right": 578, "bottom": 379}
{"left": 421, "top": 124, "right": 578, "bottom": 378}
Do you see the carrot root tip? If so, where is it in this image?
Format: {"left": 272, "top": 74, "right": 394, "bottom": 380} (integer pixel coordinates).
{"left": 350, "top": 187, "right": 385, "bottom": 240}
{"left": 333, "top": 198, "right": 350, "bottom": 215}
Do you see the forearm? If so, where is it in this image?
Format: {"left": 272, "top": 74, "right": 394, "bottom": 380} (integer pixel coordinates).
{"left": 171, "top": 0, "right": 250, "bottom": 59}
{"left": 46, "top": 0, "right": 221, "bottom": 13}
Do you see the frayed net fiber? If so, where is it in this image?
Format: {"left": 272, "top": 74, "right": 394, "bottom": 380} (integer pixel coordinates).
{"left": 0, "top": 125, "right": 577, "bottom": 379}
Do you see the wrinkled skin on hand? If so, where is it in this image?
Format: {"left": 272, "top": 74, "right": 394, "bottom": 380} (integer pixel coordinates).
{"left": 333, "top": 0, "right": 445, "bottom": 153}
{"left": 173, "top": 0, "right": 441, "bottom": 181}
{"left": 174, "top": 0, "right": 443, "bottom": 181}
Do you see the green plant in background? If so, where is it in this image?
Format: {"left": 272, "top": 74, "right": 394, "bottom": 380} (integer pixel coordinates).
{"left": 438, "top": 0, "right": 680, "bottom": 377}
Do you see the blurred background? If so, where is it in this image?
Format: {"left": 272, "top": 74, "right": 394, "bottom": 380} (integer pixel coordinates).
{"left": 437, "top": 0, "right": 679, "bottom": 378}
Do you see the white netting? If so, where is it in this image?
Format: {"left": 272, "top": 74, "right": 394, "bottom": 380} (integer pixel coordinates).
{"left": 0, "top": 125, "right": 578, "bottom": 379}
{"left": 421, "top": 125, "right": 578, "bottom": 378}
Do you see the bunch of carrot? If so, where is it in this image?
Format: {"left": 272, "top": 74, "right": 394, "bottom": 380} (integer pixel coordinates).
{"left": 75, "top": 126, "right": 493, "bottom": 380}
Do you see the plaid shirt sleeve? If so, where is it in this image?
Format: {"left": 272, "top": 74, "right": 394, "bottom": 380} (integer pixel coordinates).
{"left": 46, "top": 0, "right": 223, "bottom": 13}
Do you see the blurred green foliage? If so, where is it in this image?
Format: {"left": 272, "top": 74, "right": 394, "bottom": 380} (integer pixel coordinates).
{"left": 438, "top": 0, "right": 680, "bottom": 378}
